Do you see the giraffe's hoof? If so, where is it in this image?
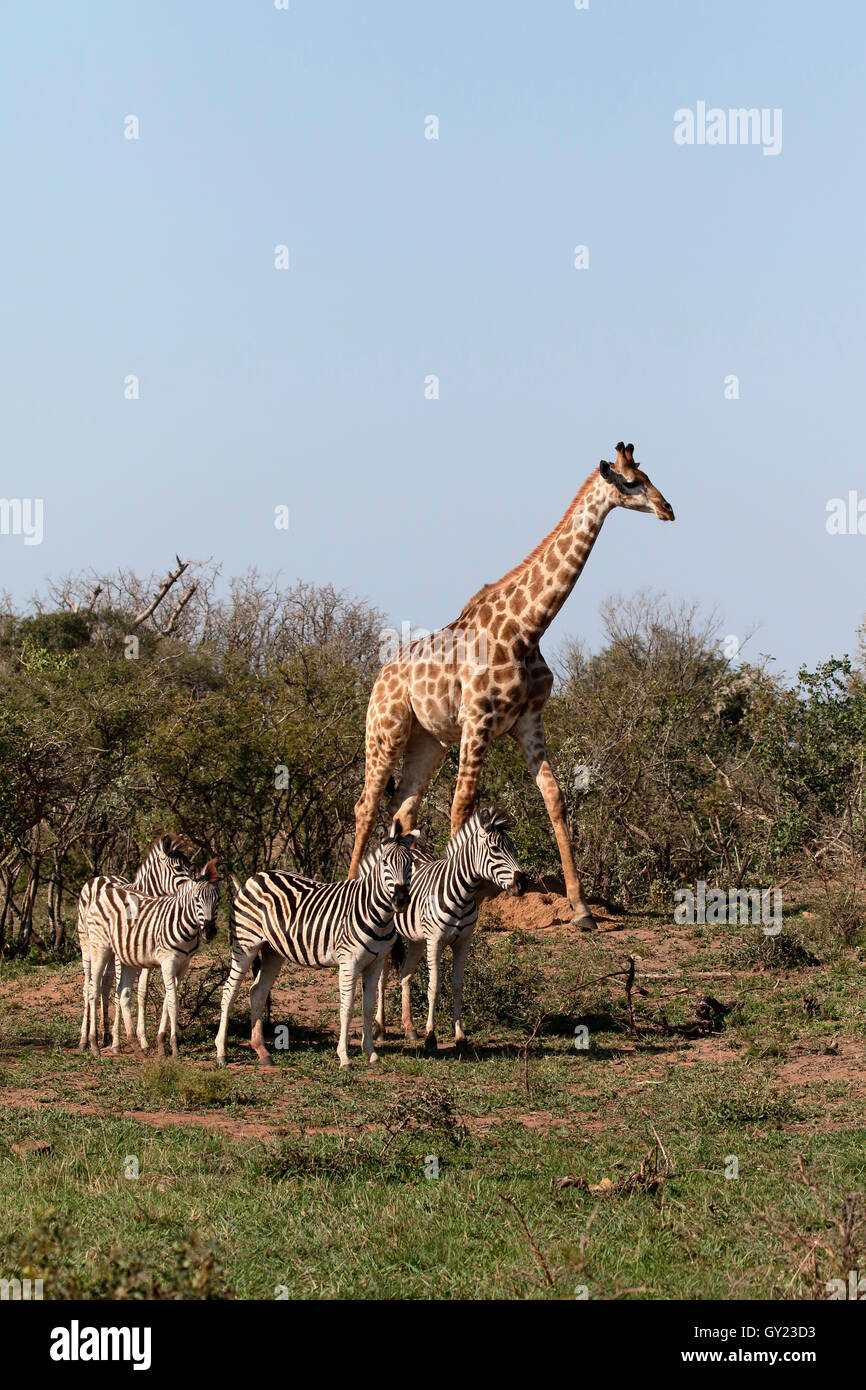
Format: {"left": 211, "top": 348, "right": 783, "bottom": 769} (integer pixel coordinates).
{"left": 371, "top": 1020, "right": 382, "bottom": 1041}
{"left": 455, "top": 1037, "right": 468, "bottom": 1056}
{"left": 216, "top": 1057, "right": 227, "bottom": 1069}
{"left": 257, "top": 1054, "right": 275, "bottom": 1069}
{"left": 424, "top": 1032, "right": 438, "bottom": 1054}
{"left": 572, "top": 912, "right": 597, "bottom": 932}
{"left": 368, "top": 1053, "right": 380, "bottom": 1067}
{"left": 405, "top": 1029, "right": 418, "bottom": 1044}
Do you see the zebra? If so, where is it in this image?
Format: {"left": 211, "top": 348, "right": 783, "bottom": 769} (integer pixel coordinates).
{"left": 215, "top": 821, "right": 418, "bottom": 1070}
{"left": 76, "top": 833, "right": 194, "bottom": 1052}
{"left": 84, "top": 859, "right": 220, "bottom": 1058}
{"left": 372, "top": 805, "right": 527, "bottom": 1052}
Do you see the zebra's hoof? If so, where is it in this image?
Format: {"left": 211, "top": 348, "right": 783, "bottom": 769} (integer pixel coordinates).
{"left": 424, "top": 1032, "right": 438, "bottom": 1054}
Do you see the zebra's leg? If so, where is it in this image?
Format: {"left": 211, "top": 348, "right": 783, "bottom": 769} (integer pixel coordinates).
{"left": 398, "top": 940, "right": 425, "bottom": 1043}
{"left": 451, "top": 927, "right": 475, "bottom": 1048}
{"left": 78, "top": 950, "right": 92, "bottom": 1052}
{"left": 215, "top": 942, "right": 261, "bottom": 1066}
{"left": 249, "top": 945, "right": 284, "bottom": 1067}
{"left": 336, "top": 959, "right": 362, "bottom": 1069}
{"left": 88, "top": 946, "right": 113, "bottom": 1056}
{"left": 360, "top": 957, "right": 387, "bottom": 1066}
{"left": 424, "top": 937, "right": 444, "bottom": 1053}
{"left": 158, "top": 960, "right": 180, "bottom": 1060}
{"left": 136, "top": 968, "right": 150, "bottom": 1051}
{"left": 113, "top": 964, "right": 138, "bottom": 1056}
{"left": 373, "top": 953, "right": 391, "bottom": 1040}
{"left": 101, "top": 958, "right": 115, "bottom": 1048}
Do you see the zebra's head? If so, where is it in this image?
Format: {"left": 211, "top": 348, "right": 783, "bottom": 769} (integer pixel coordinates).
{"left": 372, "top": 819, "right": 419, "bottom": 911}
{"left": 450, "top": 805, "right": 528, "bottom": 897}
{"left": 192, "top": 858, "right": 221, "bottom": 940}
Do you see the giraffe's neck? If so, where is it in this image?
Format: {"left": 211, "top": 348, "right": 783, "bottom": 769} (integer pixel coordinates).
{"left": 497, "top": 472, "right": 612, "bottom": 648}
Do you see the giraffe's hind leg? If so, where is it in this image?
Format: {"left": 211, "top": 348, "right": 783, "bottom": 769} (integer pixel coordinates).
{"left": 348, "top": 674, "right": 413, "bottom": 877}
{"left": 388, "top": 723, "right": 449, "bottom": 833}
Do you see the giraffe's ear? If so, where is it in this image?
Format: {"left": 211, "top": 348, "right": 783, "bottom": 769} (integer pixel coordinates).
{"left": 600, "top": 460, "right": 612, "bottom": 480}
{"left": 390, "top": 818, "right": 403, "bottom": 839}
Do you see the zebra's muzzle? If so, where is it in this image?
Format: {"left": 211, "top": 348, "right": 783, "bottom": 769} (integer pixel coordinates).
{"left": 392, "top": 887, "right": 410, "bottom": 911}
{"left": 507, "top": 872, "right": 528, "bottom": 898}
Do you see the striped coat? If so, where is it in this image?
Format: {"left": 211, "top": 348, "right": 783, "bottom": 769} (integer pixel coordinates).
{"left": 373, "top": 806, "right": 526, "bottom": 1050}
{"left": 76, "top": 834, "right": 194, "bottom": 1051}
{"left": 84, "top": 860, "right": 220, "bottom": 1059}
{"left": 215, "top": 823, "right": 417, "bottom": 1069}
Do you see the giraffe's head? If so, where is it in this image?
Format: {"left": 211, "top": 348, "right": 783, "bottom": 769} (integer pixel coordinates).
{"left": 599, "top": 443, "right": 674, "bottom": 522}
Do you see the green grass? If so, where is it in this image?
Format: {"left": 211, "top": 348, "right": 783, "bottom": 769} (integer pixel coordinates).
{"left": 1, "top": 911, "right": 865, "bottom": 1300}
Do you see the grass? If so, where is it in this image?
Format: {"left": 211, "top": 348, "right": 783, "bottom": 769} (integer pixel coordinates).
{"left": 0, "top": 902, "right": 865, "bottom": 1300}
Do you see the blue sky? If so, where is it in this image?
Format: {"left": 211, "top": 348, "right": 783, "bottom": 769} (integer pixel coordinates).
{"left": 1, "top": 1, "right": 863, "bottom": 676}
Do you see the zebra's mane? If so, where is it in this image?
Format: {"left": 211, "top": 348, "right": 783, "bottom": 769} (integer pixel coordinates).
{"left": 142, "top": 833, "right": 191, "bottom": 870}
{"left": 446, "top": 804, "right": 512, "bottom": 858}
{"left": 357, "top": 839, "right": 433, "bottom": 878}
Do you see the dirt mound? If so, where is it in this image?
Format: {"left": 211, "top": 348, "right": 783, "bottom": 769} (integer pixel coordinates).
{"left": 479, "top": 882, "right": 619, "bottom": 933}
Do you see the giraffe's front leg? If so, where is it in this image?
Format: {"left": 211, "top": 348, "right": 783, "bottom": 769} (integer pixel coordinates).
{"left": 512, "top": 711, "right": 595, "bottom": 929}
{"left": 451, "top": 716, "right": 494, "bottom": 832}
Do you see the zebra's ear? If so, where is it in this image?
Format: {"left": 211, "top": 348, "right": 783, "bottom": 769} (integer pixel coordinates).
{"left": 203, "top": 858, "right": 220, "bottom": 883}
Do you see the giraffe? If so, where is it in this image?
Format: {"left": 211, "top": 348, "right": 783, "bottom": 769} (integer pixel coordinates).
{"left": 347, "top": 443, "right": 675, "bottom": 927}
